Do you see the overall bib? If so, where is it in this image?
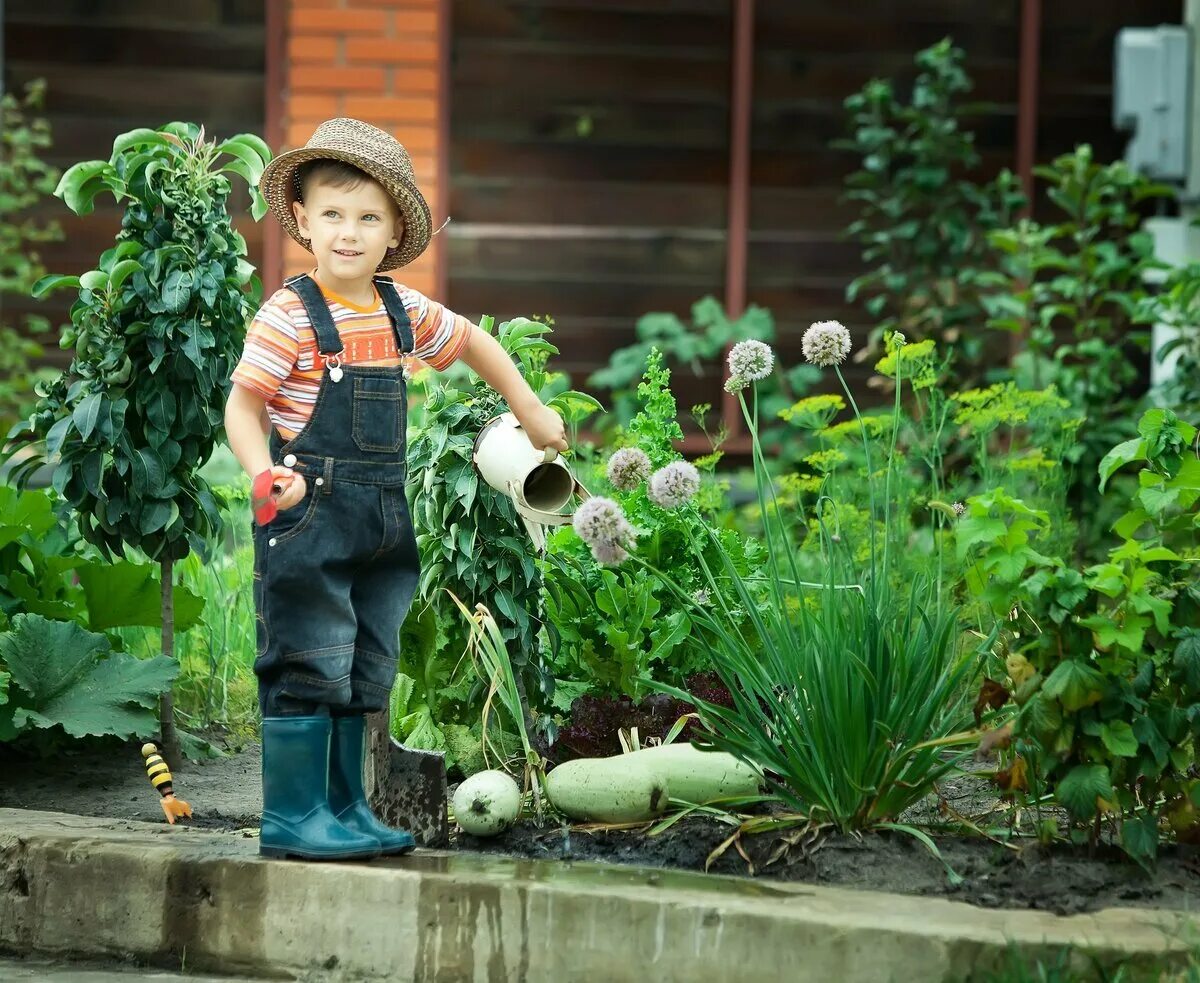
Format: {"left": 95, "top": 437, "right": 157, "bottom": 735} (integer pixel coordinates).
{"left": 253, "top": 272, "right": 421, "bottom": 719}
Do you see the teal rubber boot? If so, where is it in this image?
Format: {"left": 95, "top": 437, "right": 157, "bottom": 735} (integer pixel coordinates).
{"left": 329, "top": 715, "right": 416, "bottom": 855}
{"left": 260, "top": 715, "right": 382, "bottom": 861}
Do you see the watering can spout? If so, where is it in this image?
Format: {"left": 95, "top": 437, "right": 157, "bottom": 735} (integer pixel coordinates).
{"left": 471, "top": 413, "right": 588, "bottom": 549}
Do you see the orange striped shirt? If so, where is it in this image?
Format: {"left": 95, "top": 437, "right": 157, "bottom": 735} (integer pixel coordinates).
{"left": 231, "top": 278, "right": 472, "bottom": 439}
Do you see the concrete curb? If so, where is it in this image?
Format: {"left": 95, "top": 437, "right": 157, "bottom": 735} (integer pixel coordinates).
{"left": 0, "top": 809, "right": 1194, "bottom": 982}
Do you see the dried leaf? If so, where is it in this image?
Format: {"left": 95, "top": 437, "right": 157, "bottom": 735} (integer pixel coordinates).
{"left": 973, "top": 678, "right": 1011, "bottom": 725}
{"left": 995, "top": 756, "right": 1028, "bottom": 793}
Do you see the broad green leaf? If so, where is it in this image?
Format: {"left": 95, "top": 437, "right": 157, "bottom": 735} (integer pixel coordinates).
{"left": 215, "top": 139, "right": 266, "bottom": 184}
{"left": 1174, "top": 630, "right": 1200, "bottom": 690}
{"left": 72, "top": 392, "right": 103, "bottom": 441}
{"left": 31, "top": 274, "right": 81, "bottom": 299}
{"left": 1120, "top": 813, "right": 1158, "bottom": 865}
{"left": 0, "top": 668, "right": 8, "bottom": 706}
{"left": 1, "top": 614, "right": 177, "bottom": 740}
{"left": 77, "top": 560, "right": 204, "bottom": 632}
{"left": 54, "top": 160, "right": 111, "bottom": 215}
{"left": 108, "top": 259, "right": 144, "bottom": 292}
{"left": 112, "top": 128, "right": 172, "bottom": 158}
{"left": 1055, "top": 763, "right": 1113, "bottom": 820}
{"left": 79, "top": 269, "right": 109, "bottom": 291}
{"left": 1098, "top": 438, "right": 1146, "bottom": 492}
{"left": 1100, "top": 720, "right": 1138, "bottom": 757}
{"left": 1043, "top": 659, "right": 1105, "bottom": 712}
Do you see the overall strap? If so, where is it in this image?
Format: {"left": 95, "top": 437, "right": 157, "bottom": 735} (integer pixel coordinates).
{"left": 284, "top": 273, "right": 343, "bottom": 356}
{"left": 373, "top": 275, "right": 415, "bottom": 355}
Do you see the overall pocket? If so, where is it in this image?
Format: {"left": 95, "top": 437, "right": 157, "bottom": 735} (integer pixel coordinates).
{"left": 266, "top": 477, "right": 321, "bottom": 547}
{"left": 352, "top": 376, "right": 405, "bottom": 453}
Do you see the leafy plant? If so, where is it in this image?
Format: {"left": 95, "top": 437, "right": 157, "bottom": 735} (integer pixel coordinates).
{"left": 1142, "top": 260, "right": 1200, "bottom": 418}
{"left": 403, "top": 315, "right": 601, "bottom": 747}
{"left": 968, "top": 408, "right": 1200, "bottom": 864}
{"left": 0, "top": 79, "right": 62, "bottom": 434}
{"left": 0, "top": 613, "right": 176, "bottom": 743}
{"left": 6, "top": 122, "right": 270, "bottom": 763}
{"left": 545, "top": 349, "right": 764, "bottom": 700}
{"left": 980, "top": 145, "right": 1173, "bottom": 533}
{"left": 839, "top": 38, "right": 1024, "bottom": 375}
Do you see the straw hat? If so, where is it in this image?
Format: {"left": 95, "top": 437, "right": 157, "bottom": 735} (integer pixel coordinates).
{"left": 258, "top": 118, "right": 432, "bottom": 272}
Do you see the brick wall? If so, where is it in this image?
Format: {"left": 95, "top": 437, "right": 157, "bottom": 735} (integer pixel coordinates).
{"left": 271, "top": 0, "right": 445, "bottom": 298}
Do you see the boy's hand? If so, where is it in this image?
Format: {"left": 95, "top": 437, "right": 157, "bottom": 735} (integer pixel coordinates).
{"left": 516, "top": 401, "right": 568, "bottom": 456}
{"left": 252, "top": 466, "right": 307, "bottom": 525}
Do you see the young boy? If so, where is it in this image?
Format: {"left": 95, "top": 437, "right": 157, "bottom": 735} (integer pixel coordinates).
{"left": 225, "top": 118, "right": 566, "bottom": 860}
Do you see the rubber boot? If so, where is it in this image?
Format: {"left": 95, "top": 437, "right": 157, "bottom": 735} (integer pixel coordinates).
{"left": 329, "top": 715, "right": 416, "bottom": 855}
{"left": 260, "top": 715, "right": 382, "bottom": 860}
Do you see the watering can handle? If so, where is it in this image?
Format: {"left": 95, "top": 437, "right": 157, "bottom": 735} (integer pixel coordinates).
{"left": 541, "top": 446, "right": 559, "bottom": 464}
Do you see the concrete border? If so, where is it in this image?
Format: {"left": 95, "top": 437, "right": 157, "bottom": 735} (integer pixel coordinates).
{"left": 0, "top": 809, "right": 1195, "bottom": 982}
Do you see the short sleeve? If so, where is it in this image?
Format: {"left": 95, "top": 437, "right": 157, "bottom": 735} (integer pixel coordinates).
{"left": 231, "top": 293, "right": 301, "bottom": 400}
{"left": 402, "top": 285, "right": 472, "bottom": 371}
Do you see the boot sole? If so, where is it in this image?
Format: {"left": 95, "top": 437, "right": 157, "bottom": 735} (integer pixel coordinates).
{"left": 260, "top": 846, "right": 381, "bottom": 861}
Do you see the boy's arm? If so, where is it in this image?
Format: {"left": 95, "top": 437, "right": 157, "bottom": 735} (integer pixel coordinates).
{"left": 459, "top": 324, "right": 568, "bottom": 453}
{"left": 224, "top": 384, "right": 305, "bottom": 511}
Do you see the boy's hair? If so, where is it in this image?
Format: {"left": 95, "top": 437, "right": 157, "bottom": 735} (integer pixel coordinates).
{"left": 296, "top": 158, "right": 379, "bottom": 202}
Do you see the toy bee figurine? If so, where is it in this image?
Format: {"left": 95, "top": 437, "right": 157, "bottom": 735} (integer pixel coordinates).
{"left": 141, "top": 743, "right": 193, "bottom": 824}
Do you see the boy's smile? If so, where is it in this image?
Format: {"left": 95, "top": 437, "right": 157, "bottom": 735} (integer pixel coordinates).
{"left": 292, "top": 178, "right": 405, "bottom": 301}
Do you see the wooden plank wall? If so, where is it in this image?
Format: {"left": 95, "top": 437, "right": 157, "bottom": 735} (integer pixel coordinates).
{"left": 448, "top": 0, "right": 1182, "bottom": 412}
{"left": 2, "top": 0, "right": 266, "bottom": 369}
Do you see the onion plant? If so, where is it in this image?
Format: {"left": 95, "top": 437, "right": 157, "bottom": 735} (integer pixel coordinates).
{"left": 572, "top": 328, "right": 982, "bottom": 835}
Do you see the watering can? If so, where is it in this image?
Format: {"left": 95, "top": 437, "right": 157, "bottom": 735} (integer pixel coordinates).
{"left": 471, "top": 412, "right": 589, "bottom": 551}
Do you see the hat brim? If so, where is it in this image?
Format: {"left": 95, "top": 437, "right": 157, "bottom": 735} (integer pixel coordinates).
{"left": 258, "top": 146, "right": 432, "bottom": 273}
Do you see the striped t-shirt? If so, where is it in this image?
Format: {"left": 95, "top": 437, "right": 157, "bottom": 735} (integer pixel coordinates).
{"left": 231, "top": 277, "right": 472, "bottom": 439}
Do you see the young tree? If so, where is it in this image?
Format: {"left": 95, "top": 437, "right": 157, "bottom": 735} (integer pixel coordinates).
{"left": 8, "top": 123, "right": 270, "bottom": 765}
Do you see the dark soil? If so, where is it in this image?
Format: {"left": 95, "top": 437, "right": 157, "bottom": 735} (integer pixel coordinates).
{"left": 3, "top": 741, "right": 1198, "bottom": 916}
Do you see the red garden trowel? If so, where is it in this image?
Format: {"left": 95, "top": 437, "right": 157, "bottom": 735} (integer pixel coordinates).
{"left": 471, "top": 412, "right": 589, "bottom": 551}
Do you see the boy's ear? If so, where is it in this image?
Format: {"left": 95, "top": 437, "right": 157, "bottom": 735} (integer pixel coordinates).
{"left": 292, "top": 201, "right": 311, "bottom": 241}
{"left": 389, "top": 216, "right": 403, "bottom": 249}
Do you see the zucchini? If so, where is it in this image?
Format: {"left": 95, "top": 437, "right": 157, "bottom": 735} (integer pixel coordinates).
{"left": 545, "top": 756, "right": 669, "bottom": 823}
{"left": 624, "top": 742, "right": 763, "bottom": 804}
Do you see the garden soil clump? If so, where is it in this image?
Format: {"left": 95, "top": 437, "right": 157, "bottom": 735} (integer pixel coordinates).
{"left": 3, "top": 742, "right": 1197, "bottom": 915}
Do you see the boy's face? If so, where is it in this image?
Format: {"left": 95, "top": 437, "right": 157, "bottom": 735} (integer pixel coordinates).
{"left": 292, "top": 177, "right": 404, "bottom": 284}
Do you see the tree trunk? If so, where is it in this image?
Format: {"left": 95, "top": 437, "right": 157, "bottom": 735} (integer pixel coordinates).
{"left": 158, "top": 555, "right": 182, "bottom": 770}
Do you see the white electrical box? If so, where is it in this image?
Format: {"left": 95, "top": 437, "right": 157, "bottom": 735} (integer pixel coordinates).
{"left": 1113, "top": 26, "right": 1191, "bottom": 182}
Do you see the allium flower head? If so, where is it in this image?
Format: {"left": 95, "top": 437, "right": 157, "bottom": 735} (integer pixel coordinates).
{"left": 952, "top": 501, "right": 966, "bottom": 517}
{"left": 605, "top": 447, "right": 651, "bottom": 492}
{"left": 590, "top": 541, "right": 630, "bottom": 566}
{"left": 692, "top": 588, "right": 712, "bottom": 606}
{"left": 728, "top": 340, "right": 775, "bottom": 383}
{"left": 724, "top": 375, "right": 747, "bottom": 394}
{"left": 802, "top": 320, "right": 852, "bottom": 368}
{"left": 573, "top": 496, "right": 634, "bottom": 548}
{"left": 648, "top": 461, "right": 700, "bottom": 509}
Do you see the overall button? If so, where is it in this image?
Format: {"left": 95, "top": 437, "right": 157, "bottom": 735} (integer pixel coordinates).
{"left": 283, "top": 453, "right": 297, "bottom": 467}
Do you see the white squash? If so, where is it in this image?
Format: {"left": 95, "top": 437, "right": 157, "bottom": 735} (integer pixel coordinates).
{"left": 452, "top": 770, "right": 522, "bottom": 837}
{"left": 624, "top": 742, "right": 764, "bottom": 804}
{"left": 545, "top": 757, "right": 669, "bottom": 823}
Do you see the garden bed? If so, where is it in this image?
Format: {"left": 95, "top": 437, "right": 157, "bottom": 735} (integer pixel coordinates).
{"left": 3, "top": 740, "right": 1197, "bottom": 917}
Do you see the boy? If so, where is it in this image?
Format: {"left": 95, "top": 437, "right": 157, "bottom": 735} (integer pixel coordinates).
{"left": 225, "top": 118, "right": 566, "bottom": 860}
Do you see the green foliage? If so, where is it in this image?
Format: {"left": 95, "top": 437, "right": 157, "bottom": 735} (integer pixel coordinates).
{"left": 403, "top": 315, "right": 602, "bottom": 744}
{"left": 964, "top": 408, "right": 1200, "bottom": 864}
{"left": 0, "top": 80, "right": 63, "bottom": 434}
{"left": 545, "top": 349, "right": 765, "bottom": 701}
{"left": 1140, "top": 260, "right": 1200, "bottom": 417}
{"left": 980, "top": 145, "right": 1174, "bottom": 531}
{"left": 0, "top": 613, "right": 176, "bottom": 742}
{"left": 839, "top": 38, "right": 1024, "bottom": 372}
{"left": 7, "top": 123, "right": 270, "bottom": 562}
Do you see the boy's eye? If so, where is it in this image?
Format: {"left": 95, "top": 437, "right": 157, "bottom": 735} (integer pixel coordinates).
{"left": 362, "top": 214, "right": 379, "bottom": 222}
{"left": 322, "top": 210, "right": 339, "bottom": 218}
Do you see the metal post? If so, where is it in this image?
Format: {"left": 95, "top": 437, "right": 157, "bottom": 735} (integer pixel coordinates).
{"left": 1016, "top": 0, "right": 1042, "bottom": 216}
{"left": 722, "top": 0, "right": 754, "bottom": 440}
{"left": 263, "top": 0, "right": 285, "bottom": 293}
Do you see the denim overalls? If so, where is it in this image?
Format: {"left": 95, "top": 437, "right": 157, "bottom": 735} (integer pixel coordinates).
{"left": 253, "top": 273, "right": 420, "bottom": 718}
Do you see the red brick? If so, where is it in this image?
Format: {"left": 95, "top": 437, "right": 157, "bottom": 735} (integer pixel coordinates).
{"left": 385, "top": 125, "right": 437, "bottom": 153}
{"left": 293, "top": 8, "right": 386, "bottom": 34}
{"left": 288, "top": 95, "right": 341, "bottom": 120}
{"left": 294, "top": 66, "right": 386, "bottom": 93}
{"left": 288, "top": 36, "right": 338, "bottom": 63}
{"left": 345, "top": 38, "right": 437, "bottom": 64}
{"left": 392, "top": 9, "right": 437, "bottom": 34}
{"left": 342, "top": 96, "right": 435, "bottom": 122}
{"left": 389, "top": 67, "right": 438, "bottom": 94}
